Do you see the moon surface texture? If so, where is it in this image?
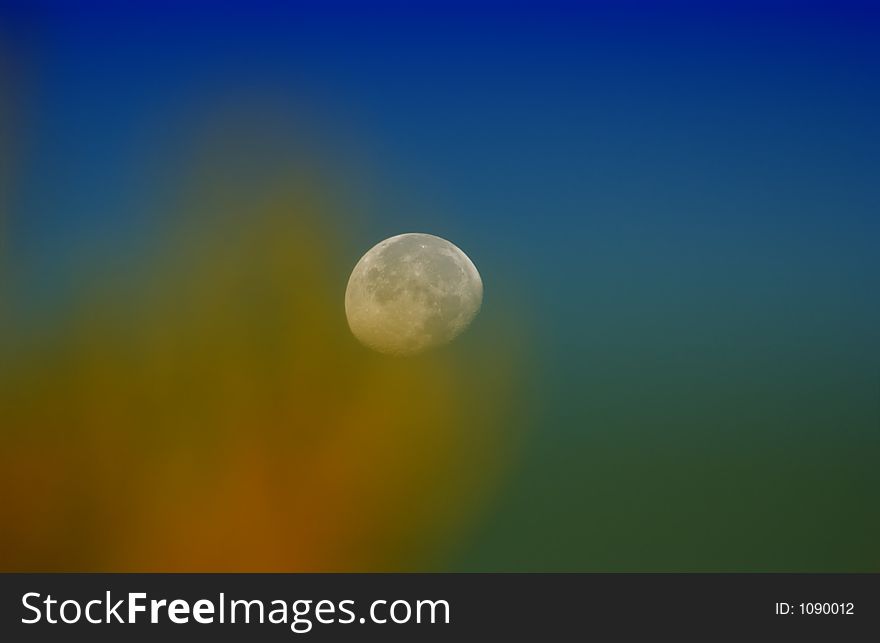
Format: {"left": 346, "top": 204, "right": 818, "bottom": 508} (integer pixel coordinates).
{"left": 345, "top": 233, "right": 483, "bottom": 356}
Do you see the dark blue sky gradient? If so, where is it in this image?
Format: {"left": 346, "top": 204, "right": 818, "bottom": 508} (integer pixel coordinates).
{"left": 3, "top": 2, "right": 879, "bottom": 569}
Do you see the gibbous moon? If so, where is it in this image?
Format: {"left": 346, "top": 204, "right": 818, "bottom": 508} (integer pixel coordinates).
{"left": 345, "top": 233, "right": 483, "bottom": 356}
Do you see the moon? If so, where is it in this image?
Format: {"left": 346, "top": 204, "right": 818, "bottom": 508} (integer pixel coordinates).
{"left": 345, "top": 233, "right": 483, "bottom": 356}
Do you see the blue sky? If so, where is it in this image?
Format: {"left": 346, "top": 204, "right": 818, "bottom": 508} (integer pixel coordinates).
{"left": 3, "top": 1, "right": 879, "bottom": 569}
